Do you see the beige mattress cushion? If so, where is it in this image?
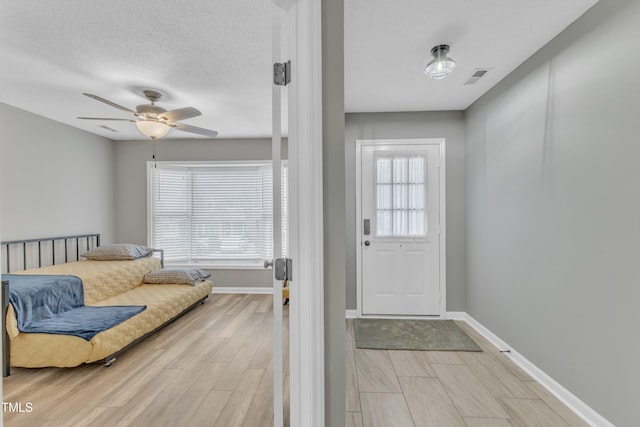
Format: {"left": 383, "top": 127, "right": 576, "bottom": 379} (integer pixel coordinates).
{"left": 6, "top": 257, "right": 213, "bottom": 367}
{"left": 88, "top": 280, "right": 213, "bottom": 362}
{"left": 8, "top": 280, "right": 213, "bottom": 367}
{"left": 9, "top": 331, "right": 93, "bottom": 368}
{"left": 18, "top": 257, "right": 162, "bottom": 304}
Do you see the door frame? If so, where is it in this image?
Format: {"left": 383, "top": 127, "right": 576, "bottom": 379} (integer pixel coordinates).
{"left": 355, "top": 138, "right": 447, "bottom": 318}
{"left": 274, "top": 0, "right": 325, "bottom": 426}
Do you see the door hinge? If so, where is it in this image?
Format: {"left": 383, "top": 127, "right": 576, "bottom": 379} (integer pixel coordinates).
{"left": 264, "top": 258, "right": 293, "bottom": 281}
{"left": 274, "top": 258, "right": 293, "bottom": 281}
{"left": 274, "top": 60, "right": 291, "bottom": 86}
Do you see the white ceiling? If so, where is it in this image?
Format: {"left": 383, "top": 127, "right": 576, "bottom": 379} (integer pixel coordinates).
{"left": 0, "top": 0, "right": 597, "bottom": 140}
{"left": 345, "top": 0, "right": 598, "bottom": 112}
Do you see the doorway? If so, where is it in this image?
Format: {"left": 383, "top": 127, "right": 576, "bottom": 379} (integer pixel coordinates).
{"left": 356, "top": 139, "right": 446, "bottom": 317}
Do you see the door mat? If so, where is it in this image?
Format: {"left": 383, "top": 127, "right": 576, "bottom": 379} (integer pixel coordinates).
{"left": 354, "top": 319, "right": 482, "bottom": 351}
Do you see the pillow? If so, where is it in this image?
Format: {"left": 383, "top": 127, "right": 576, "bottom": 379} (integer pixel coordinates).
{"left": 143, "top": 268, "right": 211, "bottom": 286}
{"left": 82, "top": 244, "right": 153, "bottom": 261}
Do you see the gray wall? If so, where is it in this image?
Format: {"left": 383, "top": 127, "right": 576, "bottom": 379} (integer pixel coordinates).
{"left": 464, "top": 1, "right": 640, "bottom": 425}
{"left": 323, "top": 0, "right": 346, "bottom": 425}
{"left": 0, "top": 102, "right": 115, "bottom": 243}
{"left": 345, "top": 111, "right": 466, "bottom": 311}
{"left": 113, "top": 137, "right": 286, "bottom": 288}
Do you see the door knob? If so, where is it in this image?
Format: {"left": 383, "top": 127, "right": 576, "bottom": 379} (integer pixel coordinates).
{"left": 264, "top": 260, "right": 273, "bottom": 268}
{"left": 364, "top": 240, "right": 371, "bottom": 246}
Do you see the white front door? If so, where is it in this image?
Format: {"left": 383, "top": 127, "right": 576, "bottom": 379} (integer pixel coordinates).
{"left": 359, "top": 142, "right": 442, "bottom": 316}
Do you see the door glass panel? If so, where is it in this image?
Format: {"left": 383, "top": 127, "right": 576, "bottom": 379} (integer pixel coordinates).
{"left": 375, "top": 153, "right": 427, "bottom": 237}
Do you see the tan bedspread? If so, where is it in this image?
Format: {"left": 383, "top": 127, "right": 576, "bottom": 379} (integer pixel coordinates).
{"left": 17, "top": 257, "right": 162, "bottom": 304}
{"left": 6, "top": 258, "right": 213, "bottom": 367}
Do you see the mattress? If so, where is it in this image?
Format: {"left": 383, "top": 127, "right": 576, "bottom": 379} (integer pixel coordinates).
{"left": 8, "top": 281, "right": 213, "bottom": 367}
{"left": 17, "top": 257, "right": 162, "bottom": 304}
{"left": 5, "top": 257, "right": 214, "bottom": 367}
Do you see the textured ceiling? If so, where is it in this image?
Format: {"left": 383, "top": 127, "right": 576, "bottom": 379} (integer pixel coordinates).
{"left": 0, "top": 1, "right": 279, "bottom": 140}
{"left": 0, "top": 0, "right": 597, "bottom": 140}
{"left": 345, "top": 0, "right": 598, "bottom": 112}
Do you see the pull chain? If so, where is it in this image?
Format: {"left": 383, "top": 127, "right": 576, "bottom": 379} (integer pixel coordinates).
{"left": 153, "top": 140, "right": 157, "bottom": 168}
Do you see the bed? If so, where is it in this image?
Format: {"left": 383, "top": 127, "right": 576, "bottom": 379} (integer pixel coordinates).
{"left": 1, "top": 234, "right": 213, "bottom": 373}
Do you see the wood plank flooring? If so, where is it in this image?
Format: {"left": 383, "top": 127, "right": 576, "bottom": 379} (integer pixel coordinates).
{"left": 3, "top": 294, "right": 289, "bottom": 427}
{"left": 3, "top": 296, "right": 590, "bottom": 427}
{"left": 347, "top": 319, "right": 590, "bottom": 427}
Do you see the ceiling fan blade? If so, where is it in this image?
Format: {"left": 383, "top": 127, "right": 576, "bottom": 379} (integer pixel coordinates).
{"left": 172, "top": 123, "right": 218, "bottom": 138}
{"left": 83, "top": 93, "right": 137, "bottom": 115}
{"left": 158, "top": 107, "right": 201, "bottom": 122}
{"left": 77, "top": 117, "right": 136, "bottom": 122}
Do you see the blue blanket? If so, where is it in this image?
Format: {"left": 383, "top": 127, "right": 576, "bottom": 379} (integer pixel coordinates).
{"left": 4, "top": 274, "right": 146, "bottom": 341}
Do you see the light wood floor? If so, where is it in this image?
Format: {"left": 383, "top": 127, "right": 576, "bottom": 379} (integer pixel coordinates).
{"left": 4, "top": 296, "right": 590, "bottom": 427}
{"left": 3, "top": 293, "right": 289, "bottom": 427}
{"left": 346, "top": 319, "right": 590, "bottom": 427}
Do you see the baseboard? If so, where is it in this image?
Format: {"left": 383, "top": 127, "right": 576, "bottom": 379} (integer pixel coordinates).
{"left": 345, "top": 310, "right": 358, "bottom": 319}
{"left": 461, "top": 313, "right": 614, "bottom": 427}
{"left": 444, "top": 311, "right": 466, "bottom": 320}
{"left": 212, "top": 287, "right": 273, "bottom": 294}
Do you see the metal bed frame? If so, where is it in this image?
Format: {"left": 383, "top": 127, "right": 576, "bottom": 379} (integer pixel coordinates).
{"left": 2, "top": 233, "right": 101, "bottom": 273}
{"left": 1, "top": 280, "right": 8, "bottom": 377}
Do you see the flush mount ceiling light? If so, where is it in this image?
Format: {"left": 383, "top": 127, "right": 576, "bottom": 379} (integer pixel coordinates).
{"left": 424, "top": 44, "right": 457, "bottom": 79}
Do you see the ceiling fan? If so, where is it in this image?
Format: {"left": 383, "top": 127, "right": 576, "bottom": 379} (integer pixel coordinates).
{"left": 78, "top": 90, "right": 218, "bottom": 139}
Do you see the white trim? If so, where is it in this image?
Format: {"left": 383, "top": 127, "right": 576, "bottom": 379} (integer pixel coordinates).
{"left": 445, "top": 311, "right": 466, "bottom": 320}
{"left": 272, "top": 16, "right": 284, "bottom": 427}
{"left": 345, "top": 310, "right": 358, "bottom": 319}
{"left": 355, "top": 138, "right": 447, "bottom": 317}
{"left": 460, "top": 313, "right": 614, "bottom": 427}
{"left": 212, "top": 287, "right": 274, "bottom": 294}
{"left": 355, "top": 139, "right": 363, "bottom": 317}
{"left": 168, "top": 263, "right": 269, "bottom": 270}
{"left": 146, "top": 159, "right": 278, "bottom": 167}
{"left": 460, "top": 313, "right": 510, "bottom": 351}
{"left": 438, "top": 141, "right": 447, "bottom": 316}
{"left": 285, "top": 0, "right": 325, "bottom": 426}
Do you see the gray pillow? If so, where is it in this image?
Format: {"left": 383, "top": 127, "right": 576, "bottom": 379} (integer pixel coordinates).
{"left": 143, "top": 268, "right": 211, "bottom": 286}
{"left": 82, "top": 244, "right": 153, "bottom": 261}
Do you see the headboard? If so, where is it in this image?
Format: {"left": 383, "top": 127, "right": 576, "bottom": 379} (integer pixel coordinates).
{"left": 1, "top": 233, "right": 101, "bottom": 274}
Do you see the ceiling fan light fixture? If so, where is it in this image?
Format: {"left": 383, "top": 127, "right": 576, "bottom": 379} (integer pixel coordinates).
{"left": 136, "top": 120, "right": 170, "bottom": 140}
{"left": 80, "top": 91, "right": 217, "bottom": 138}
{"left": 424, "top": 44, "right": 456, "bottom": 79}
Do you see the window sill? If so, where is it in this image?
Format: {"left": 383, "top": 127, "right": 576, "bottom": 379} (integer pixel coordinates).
{"left": 165, "top": 261, "right": 269, "bottom": 271}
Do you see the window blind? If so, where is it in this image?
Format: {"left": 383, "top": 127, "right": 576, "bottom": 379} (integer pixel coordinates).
{"left": 375, "top": 154, "right": 426, "bottom": 237}
{"left": 151, "top": 167, "right": 191, "bottom": 261}
{"left": 150, "top": 162, "right": 288, "bottom": 265}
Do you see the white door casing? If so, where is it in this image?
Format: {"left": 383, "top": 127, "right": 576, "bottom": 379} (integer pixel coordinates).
{"left": 271, "top": 1, "right": 325, "bottom": 426}
{"left": 271, "top": 14, "right": 285, "bottom": 427}
{"left": 356, "top": 139, "right": 446, "bottom": 317}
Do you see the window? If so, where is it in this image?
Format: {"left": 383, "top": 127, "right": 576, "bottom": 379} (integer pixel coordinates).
{"left": 148, "top": 161, "right": 287, "bottom": 267}
{"left": 375, "top": 154, "right": 427, "bottom": 237}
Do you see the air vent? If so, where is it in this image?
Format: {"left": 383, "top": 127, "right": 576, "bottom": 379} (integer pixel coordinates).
{"left": 464, "top": 68, "right": 491, "bottom": 85}
{"left": 99, "top": 125, "right": 118, "bottom": 132}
